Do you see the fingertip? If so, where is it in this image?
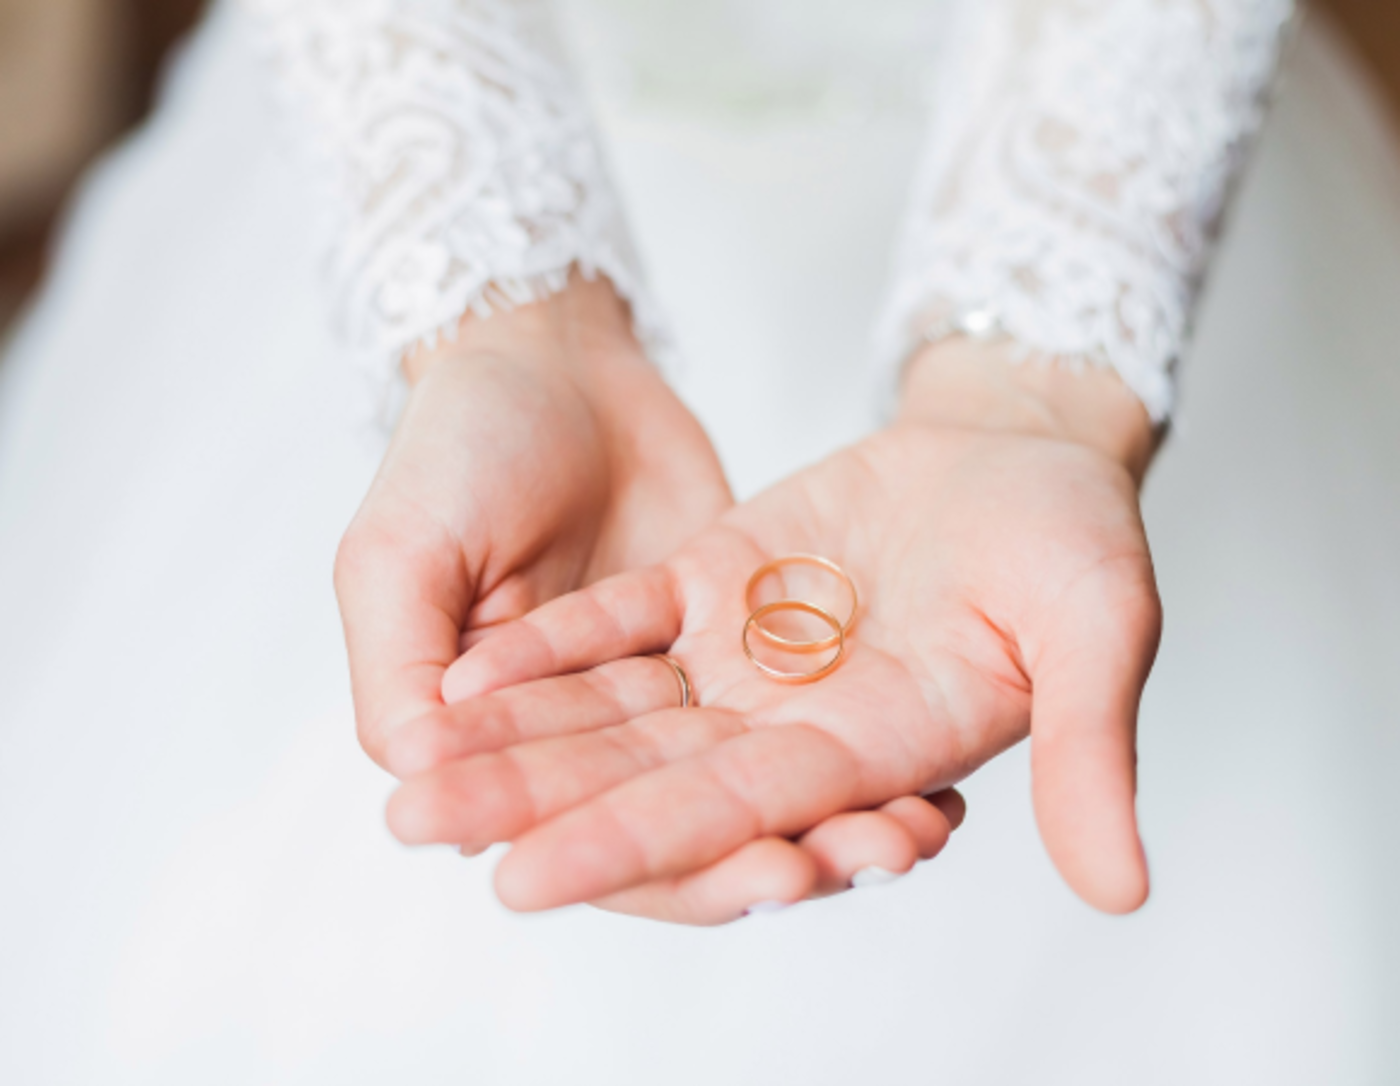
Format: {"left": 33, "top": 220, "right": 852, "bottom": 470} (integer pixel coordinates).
{"left": 925, "top": 788, "right": 967, "bottom": 832}
{"left": 384, "top": 714, "right": 453, "bottom": 779}
{"left": 386, "top": 761, "right": 516, "bottom": 850}
{"left": 1081, "top": 842, "right": 1151, "bottom": 916}
{"left": 881, "top": 796, "right": 953, "bottom": 861}
{"left": 442, "top": 651, "right": 491, "bottom": 705}
{"left": 384, "top": 781, "right": 443, "bottom": 846}
{"left": 492, "top": 847, "right": 553, "bottom": 913}
{"left": 800, "top": 811, "right": 920, "bottom": 895}
{"left": 492, "top": 828, "right": 594, "bottom": 913}
{"left": 731, "top": 838, "right": 819, "bottom": 912}
{"left": 444, "top": 568, "right": 682, "bottom": 706}
{"left": 1034, "top": 772, "right": 1151, "bottom": 915}
{"left": 588, "top": 838, "right": 816, "bottom": 926}
{"left": 442, "top": 621, "right": 536, "bottom": 704}
{"left": 496, "top": 798, "right": 666, "bottom": 914}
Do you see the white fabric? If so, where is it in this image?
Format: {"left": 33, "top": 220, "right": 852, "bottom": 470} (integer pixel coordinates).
{"left": 875, "top": 0, "right": 1295, "bottom": 420}
{"left": 246, "top": 0, "right": 663, "bottom": 402}
{"left": 3, "top": 4, "right": 1400, "bottom": 1083}
{"left": 246, "top": 0, "right": 1294, "bottom": 420}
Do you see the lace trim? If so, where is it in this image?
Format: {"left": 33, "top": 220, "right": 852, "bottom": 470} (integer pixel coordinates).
{"left": 246, "top": 0, "right": 1296, "bottom": 423}
{"left": 876, "top": 0, "right": 1296, "bottom": 422}
{"left": 245, "top": 0, "right": 665, "bottom": 410}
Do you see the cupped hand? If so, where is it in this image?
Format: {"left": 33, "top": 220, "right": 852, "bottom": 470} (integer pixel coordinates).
{"left": 338, "top": 276, "right": 963, "bottom": 921}
{"left": 335, "top": 276, "right": 731, "bottom": 769}
{"left": 385, "top": 343, "right": 1163, "bottom": 917}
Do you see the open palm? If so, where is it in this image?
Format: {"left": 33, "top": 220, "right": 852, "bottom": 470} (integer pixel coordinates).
{"left": 387, "top": 416, "right": 1162, "bottom": 918}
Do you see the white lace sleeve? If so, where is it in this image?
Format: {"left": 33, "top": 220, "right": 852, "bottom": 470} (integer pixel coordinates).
{"left": 875, "top": 0, "right": 1297, "bottom": 422}
{"left": 243, "top": 0, "right": 662, "bottom": 401}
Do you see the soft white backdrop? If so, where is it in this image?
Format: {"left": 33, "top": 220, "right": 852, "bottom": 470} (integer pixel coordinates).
{"left": 0, "top": 5, "right": 1397, "bottom": 1082}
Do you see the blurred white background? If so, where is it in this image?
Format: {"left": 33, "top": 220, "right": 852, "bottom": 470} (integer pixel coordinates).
{"left": 1, "top": 2, "right": 1399, "bottom": 1082}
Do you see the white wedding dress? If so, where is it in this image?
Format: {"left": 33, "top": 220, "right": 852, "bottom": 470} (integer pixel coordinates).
{"left": 2, "top": 1, "right": 1400, "bottom": 1082}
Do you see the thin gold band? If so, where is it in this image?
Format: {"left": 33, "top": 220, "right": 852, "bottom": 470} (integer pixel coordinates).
{"left": 654, "top": 654, "right": 693, "bottom": 708}
{"left": 741, "top": 601, "right": 847, "bottom": 685}
{"left": 744, "top": 554, "right": 858, "bottom": 653}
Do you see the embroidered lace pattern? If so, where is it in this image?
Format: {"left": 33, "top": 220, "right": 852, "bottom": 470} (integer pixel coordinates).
{"left": 243, "top": 0, "right": 662, "bottom": 398}
{"left": 874, "top": 0, "right": 1296, "bottom": 421}
{"left": 246, "top": 0, "right": 1294, "bottom": 421}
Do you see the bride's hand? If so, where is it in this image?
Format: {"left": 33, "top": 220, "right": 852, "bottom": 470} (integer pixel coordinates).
{"left": 338, "top": 275, "right": 949, "bottom": 916}
{"left": 334, "top": 276, "right": 731, "bottom": 769}
{"left": 384, "top": 342, "right": 1163, "bottom": 919}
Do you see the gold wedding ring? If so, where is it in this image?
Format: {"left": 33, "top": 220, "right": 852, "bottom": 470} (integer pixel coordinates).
{"left": 745, "top": 554, "right": 858, "bottom": 653}
{"left": 654, "top": 654, "right": 693, "bottom": 708}
{"left": 742, "top": 601, "right": 847, "bottom": 685}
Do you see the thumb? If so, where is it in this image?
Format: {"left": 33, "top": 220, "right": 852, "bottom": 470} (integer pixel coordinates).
{"left": 335, "top": 486, "right": 475, "bottom": 771}
{"left": 1027, "top": 557, "right": 1162, "bottom": 914}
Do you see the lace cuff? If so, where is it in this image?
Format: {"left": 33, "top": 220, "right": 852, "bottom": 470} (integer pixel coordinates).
{"left": 875, "top": 0, "right": 1297, "bottom": 422}
{"left": 244, "top": 0, "right": 664, "bottom": 403}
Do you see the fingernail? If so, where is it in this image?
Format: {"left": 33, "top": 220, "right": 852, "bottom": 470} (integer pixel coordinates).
{"left": 458, "top": 844, "right": 488, "bottom": 858}
{"left": 745, "top": 900, "right": 792, "bottom": 917}
{"left": 851, "top": 866, "right": 903, "bottom": 890}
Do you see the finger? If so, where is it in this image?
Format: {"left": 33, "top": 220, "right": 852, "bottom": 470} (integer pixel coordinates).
{"left": 883, "top": 794, "right": 958, "bottom": 859}
{"left": 494, "top": 723, "right": 877, "bottom": 912}
{"left": 442, "top": 566, "right": 682, "bottom": 703}
{"left": 590, "top": 793, "right": 966, "bottom": 925}
{"left": 920, "top": 787, "right": 967, "bottom": 832}
{"left": 387, "top": 709, "right": 746, "bottom": 851}
{"left": 335, "top": 493, "right": 473, "bottom": 770}
{"left": 798, "top": 810, "right": 920, "bottom": 895}
{"left": 386, "top": 656, "right": 690, "bottom": 778}
{"left": 590, "top": 838, "right": 817, "bottom": 927}
{"left": 1028, "top": 560, "right": 1161, "bottom": 914}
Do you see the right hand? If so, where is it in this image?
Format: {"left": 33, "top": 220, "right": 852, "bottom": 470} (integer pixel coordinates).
{"left": 334, "top": 276, "right": 733, "bottom": 770}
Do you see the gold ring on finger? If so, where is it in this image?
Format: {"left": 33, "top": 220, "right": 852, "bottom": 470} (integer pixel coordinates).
{"left": 653, "top": 654, "right": 693, "bottom": 708}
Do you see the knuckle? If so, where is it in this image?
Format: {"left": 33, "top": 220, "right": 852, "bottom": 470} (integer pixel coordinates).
{"left": 354, "top": 709, "right": 392, "bottom": 769}
{"left": 1081, "top": 555, "right": 1163, "bottom": 644}
{"left": 1114, "top": 568, "right": 1164, "bottom": 646}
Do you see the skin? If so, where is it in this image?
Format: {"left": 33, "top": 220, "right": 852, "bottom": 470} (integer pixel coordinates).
{"left": 334, "top": 276, "right": 730, "bottom": 770}
{"left": 336, "top": 277, "right": 967, "bottom": 922}
{"left": 358, "top": 280, "right": 1164, "bottom": 926}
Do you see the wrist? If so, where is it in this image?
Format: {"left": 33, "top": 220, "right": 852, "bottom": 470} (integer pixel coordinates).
{"left": 398, "top": 273, "right": 700, "bottom": 482}
{"left": 402, "top": 272, "right": 640, "bottom": 387}
{"left": 896, "top": 340, "right": 1161, "bottom": 483}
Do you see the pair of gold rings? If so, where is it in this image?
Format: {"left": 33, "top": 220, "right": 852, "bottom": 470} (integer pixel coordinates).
{"left": 741, "top": 555, "right": 858, "bottom": 685}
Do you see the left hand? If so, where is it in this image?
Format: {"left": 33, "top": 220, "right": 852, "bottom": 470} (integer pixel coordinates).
{"left": 333, "top": 277, "right": 732, "bottom": 771}
{"left": 384, "top": 342, "right": 1163, "bottom": 921}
